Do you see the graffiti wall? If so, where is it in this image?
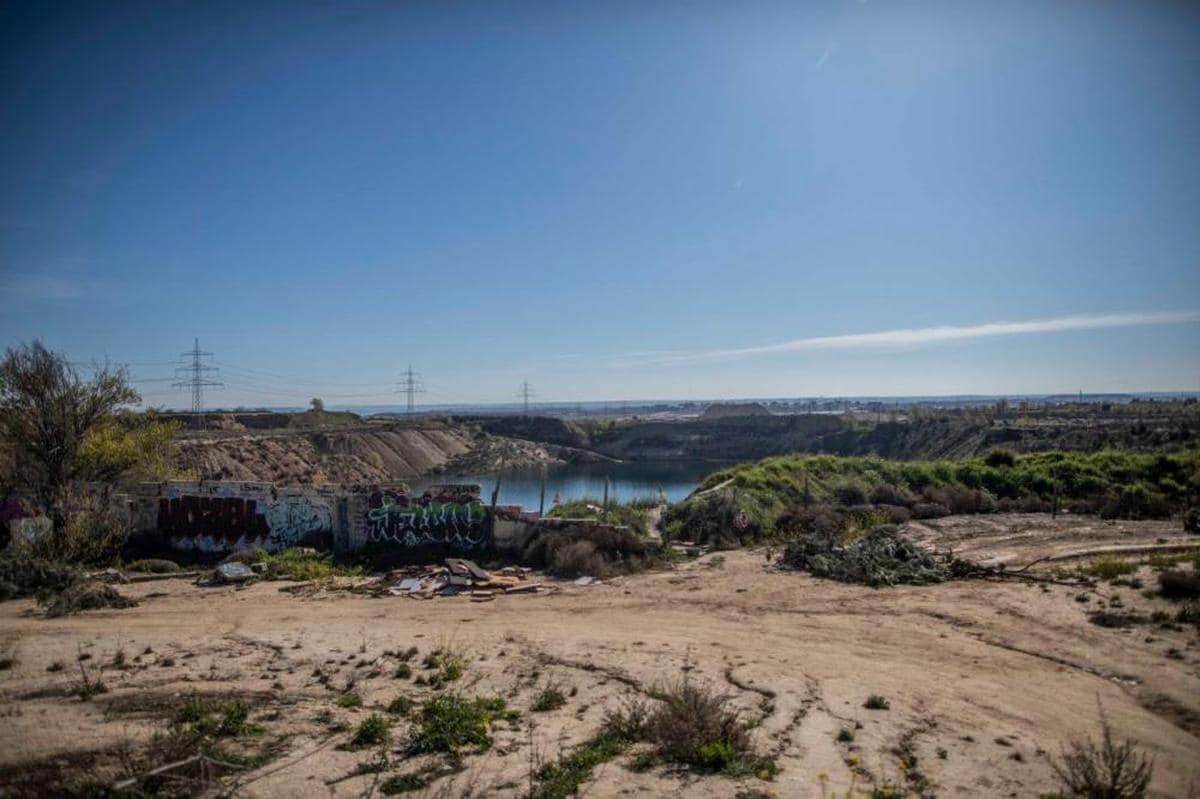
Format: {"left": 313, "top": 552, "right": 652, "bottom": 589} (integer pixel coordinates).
{"left": 363, "top": 486, "right": 487, "bottom": 550}
{"left": 145, "top": 483, "right": 338, "bottom": 552}
{"left": 118, "top": 481, "right": 489, "bottom": 554}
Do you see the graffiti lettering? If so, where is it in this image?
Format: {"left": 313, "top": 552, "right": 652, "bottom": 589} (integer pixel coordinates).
{"left": 364, "top": 490, "right": 486, "bottom": 549}
{"left": 263, "top": 496, "right": 332, "bottom": 548}
{"left": 159, "top": 496, "right": 270, "bottom": 547}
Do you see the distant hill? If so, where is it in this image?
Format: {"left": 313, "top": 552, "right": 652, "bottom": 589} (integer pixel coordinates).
{"left": 701, "top": 402, "right": 772, "bottom": 420}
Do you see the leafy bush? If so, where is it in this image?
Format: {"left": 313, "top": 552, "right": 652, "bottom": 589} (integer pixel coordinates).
{"left": 351, "top": 713, "right": 390, "bottom": 747}
{"left": 408, "top": 695, "right": 513, "bottom": 754}
{"left": 1157, "top": 570, "right": 1200, "bottom": 601}
{"left": 0, "top": 554, "right": 80, "bottom": 600}
{"left": 522, "top": 525, "right": 658, "bottom": 578}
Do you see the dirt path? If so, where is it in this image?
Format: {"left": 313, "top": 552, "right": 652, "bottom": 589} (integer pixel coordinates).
{"left": 1, "top": 515, "right": 1198, "bottom": 797}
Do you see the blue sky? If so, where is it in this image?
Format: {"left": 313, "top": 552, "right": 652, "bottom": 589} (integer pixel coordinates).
{"left": 2, "top": 0, "right": 1198, "bottom": 408}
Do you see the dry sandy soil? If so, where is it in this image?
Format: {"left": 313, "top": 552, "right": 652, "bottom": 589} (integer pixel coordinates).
{"left": 1, "top": 514, "right": 1198, "bottom": 798}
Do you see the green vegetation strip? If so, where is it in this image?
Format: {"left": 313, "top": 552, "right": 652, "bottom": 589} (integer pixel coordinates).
{"left": 533, "top": 732, "right": 630, "bottom": 799}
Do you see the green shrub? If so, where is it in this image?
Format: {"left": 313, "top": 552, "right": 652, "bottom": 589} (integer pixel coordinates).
{"left": 0, "top": 554, "right": 80, "bottom": 600}
{"left": 408, "top": 695, "right": 512, "bottom": 754}
{"left": 260, "top": 549, "right": 360, "bottom": 581}
{"left": 694, "top": 740, "right": 739, "bottom": 771}
{"left": 1085, "top": 557, "right": 1137, "bottom": 581}
{"left": 351, "top": 713, "right": 390, "bottom": 747}
{"left": 533, "top": 732, "right": 630, "bottom": 799}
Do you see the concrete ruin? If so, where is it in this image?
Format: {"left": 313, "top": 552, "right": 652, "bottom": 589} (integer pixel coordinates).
{"left": 2, "top": 480, "right": 604, "bottom": 556}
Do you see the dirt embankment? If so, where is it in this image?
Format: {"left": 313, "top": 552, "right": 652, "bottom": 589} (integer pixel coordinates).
{"left": 489, "top": 408, "right": 1198, "bottom": 463}
{"left": 0, "top": 514, "right": 1197, "bottom": 797}
{"left": 176, "top": 426, "right": 479, "bottom": 484}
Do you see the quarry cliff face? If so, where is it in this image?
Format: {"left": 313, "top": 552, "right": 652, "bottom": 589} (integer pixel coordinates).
{"left": 176, "top": 427, "right": 476, "bottom": 484}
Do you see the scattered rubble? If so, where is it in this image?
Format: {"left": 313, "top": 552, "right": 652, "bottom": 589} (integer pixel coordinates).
{"left": 374, "top": 558, "right": 547, "bottom": 599}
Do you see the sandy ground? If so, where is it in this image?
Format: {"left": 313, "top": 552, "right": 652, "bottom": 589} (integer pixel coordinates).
{"left": 1, "top": 514, "right": 1198, "bottom": 798}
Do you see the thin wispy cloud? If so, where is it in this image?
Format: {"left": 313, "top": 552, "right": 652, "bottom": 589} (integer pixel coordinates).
{"left": 0, "top": 272, "right": 85, "bottom": 302}
{"left": 815, "top": 40, "right": 838, "bottom": 71}
{"left": 612, "top": 310, "right": 1200, "bottom": 367}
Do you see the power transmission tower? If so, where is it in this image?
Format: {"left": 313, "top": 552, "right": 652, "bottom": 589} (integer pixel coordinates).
{"left": 518, "top": 381, "right": 535, "bottom": 416}
{"left": 172, "top": 338, "right": 222, "bottom": 431}
{"left": 398, "top": 365, "right": 426, "bottom": 414}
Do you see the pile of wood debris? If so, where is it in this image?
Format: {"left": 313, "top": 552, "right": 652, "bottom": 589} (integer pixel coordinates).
{"left": 376, "top": 557, "right": 546, "bottom": 601}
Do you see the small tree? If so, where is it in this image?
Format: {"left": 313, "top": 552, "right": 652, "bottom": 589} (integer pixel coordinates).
{"left": 310, "top": 397, "right": 325, "bottom": 413}
{"left": 0, "top": 341, "right": 139, "bottom": 528}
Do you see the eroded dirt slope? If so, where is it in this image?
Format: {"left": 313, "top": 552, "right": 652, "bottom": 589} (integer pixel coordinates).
{"left": 176, "top": 427, "right": 476, "bottom": 484}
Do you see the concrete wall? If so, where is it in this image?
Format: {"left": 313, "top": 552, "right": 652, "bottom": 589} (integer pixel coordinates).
{"left": 124, "top": 481, "right": 488, "bottom": 554}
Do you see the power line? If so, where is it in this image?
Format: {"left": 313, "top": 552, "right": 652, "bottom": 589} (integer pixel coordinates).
{"left": 397, "top": 365, "right": 426, "bottom": 414}
{"left": 518, "top": 380, "right": 536, "bottom": 416}
{"left": 171, "top": 338, "right": 222, "bottom": 430}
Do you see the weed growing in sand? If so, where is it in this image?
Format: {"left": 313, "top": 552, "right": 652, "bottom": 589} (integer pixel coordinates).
{"left": 408, "top": 694, "right": 516, "bottom": 754}
{"left": 597, "top": 677, "right": 777, "bottom": 781}
{"left": 1051, "top": 710, "right": 1153, "bottom": 799}
{"left": 386, "top": 696, "right": 413, "bottom": 717}
{"left": 350, "top": 713, "right": 390, "bottom": 747}
{"left": 380, "top": 762, "right": 464, "bottom": 795}
{"left": 864, "top": 695, "right": 891, "bottom": 710}
{"left": 395, "top": 662, "right": 413, "bottom": 679}
{"left": 259, "top": 548, "right": 361, "bottom": 581}
{"left": 422, "top": 645, "right": 467, "bottom": 684}
{"left": 532, "top": 684, "right": 568, "bottom": 713}
{"left": 335, "top": 692, "right": 362, "bottom": 709}
{"left": 1145, "top": 554, "right": 1182, "bottom": 572}
{"left": 74, "top": 658, "right": 108, "bottom": 700}
{"left": 1085, "top": 557, "right": 1137, "bottom": 582}
{"left": 533, "top": 732, "right": 630, "bottom": 799}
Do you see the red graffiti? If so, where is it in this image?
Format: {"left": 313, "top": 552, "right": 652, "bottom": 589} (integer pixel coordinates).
{"left": 158, "top": 496, "right": 270, "bottom": 543}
